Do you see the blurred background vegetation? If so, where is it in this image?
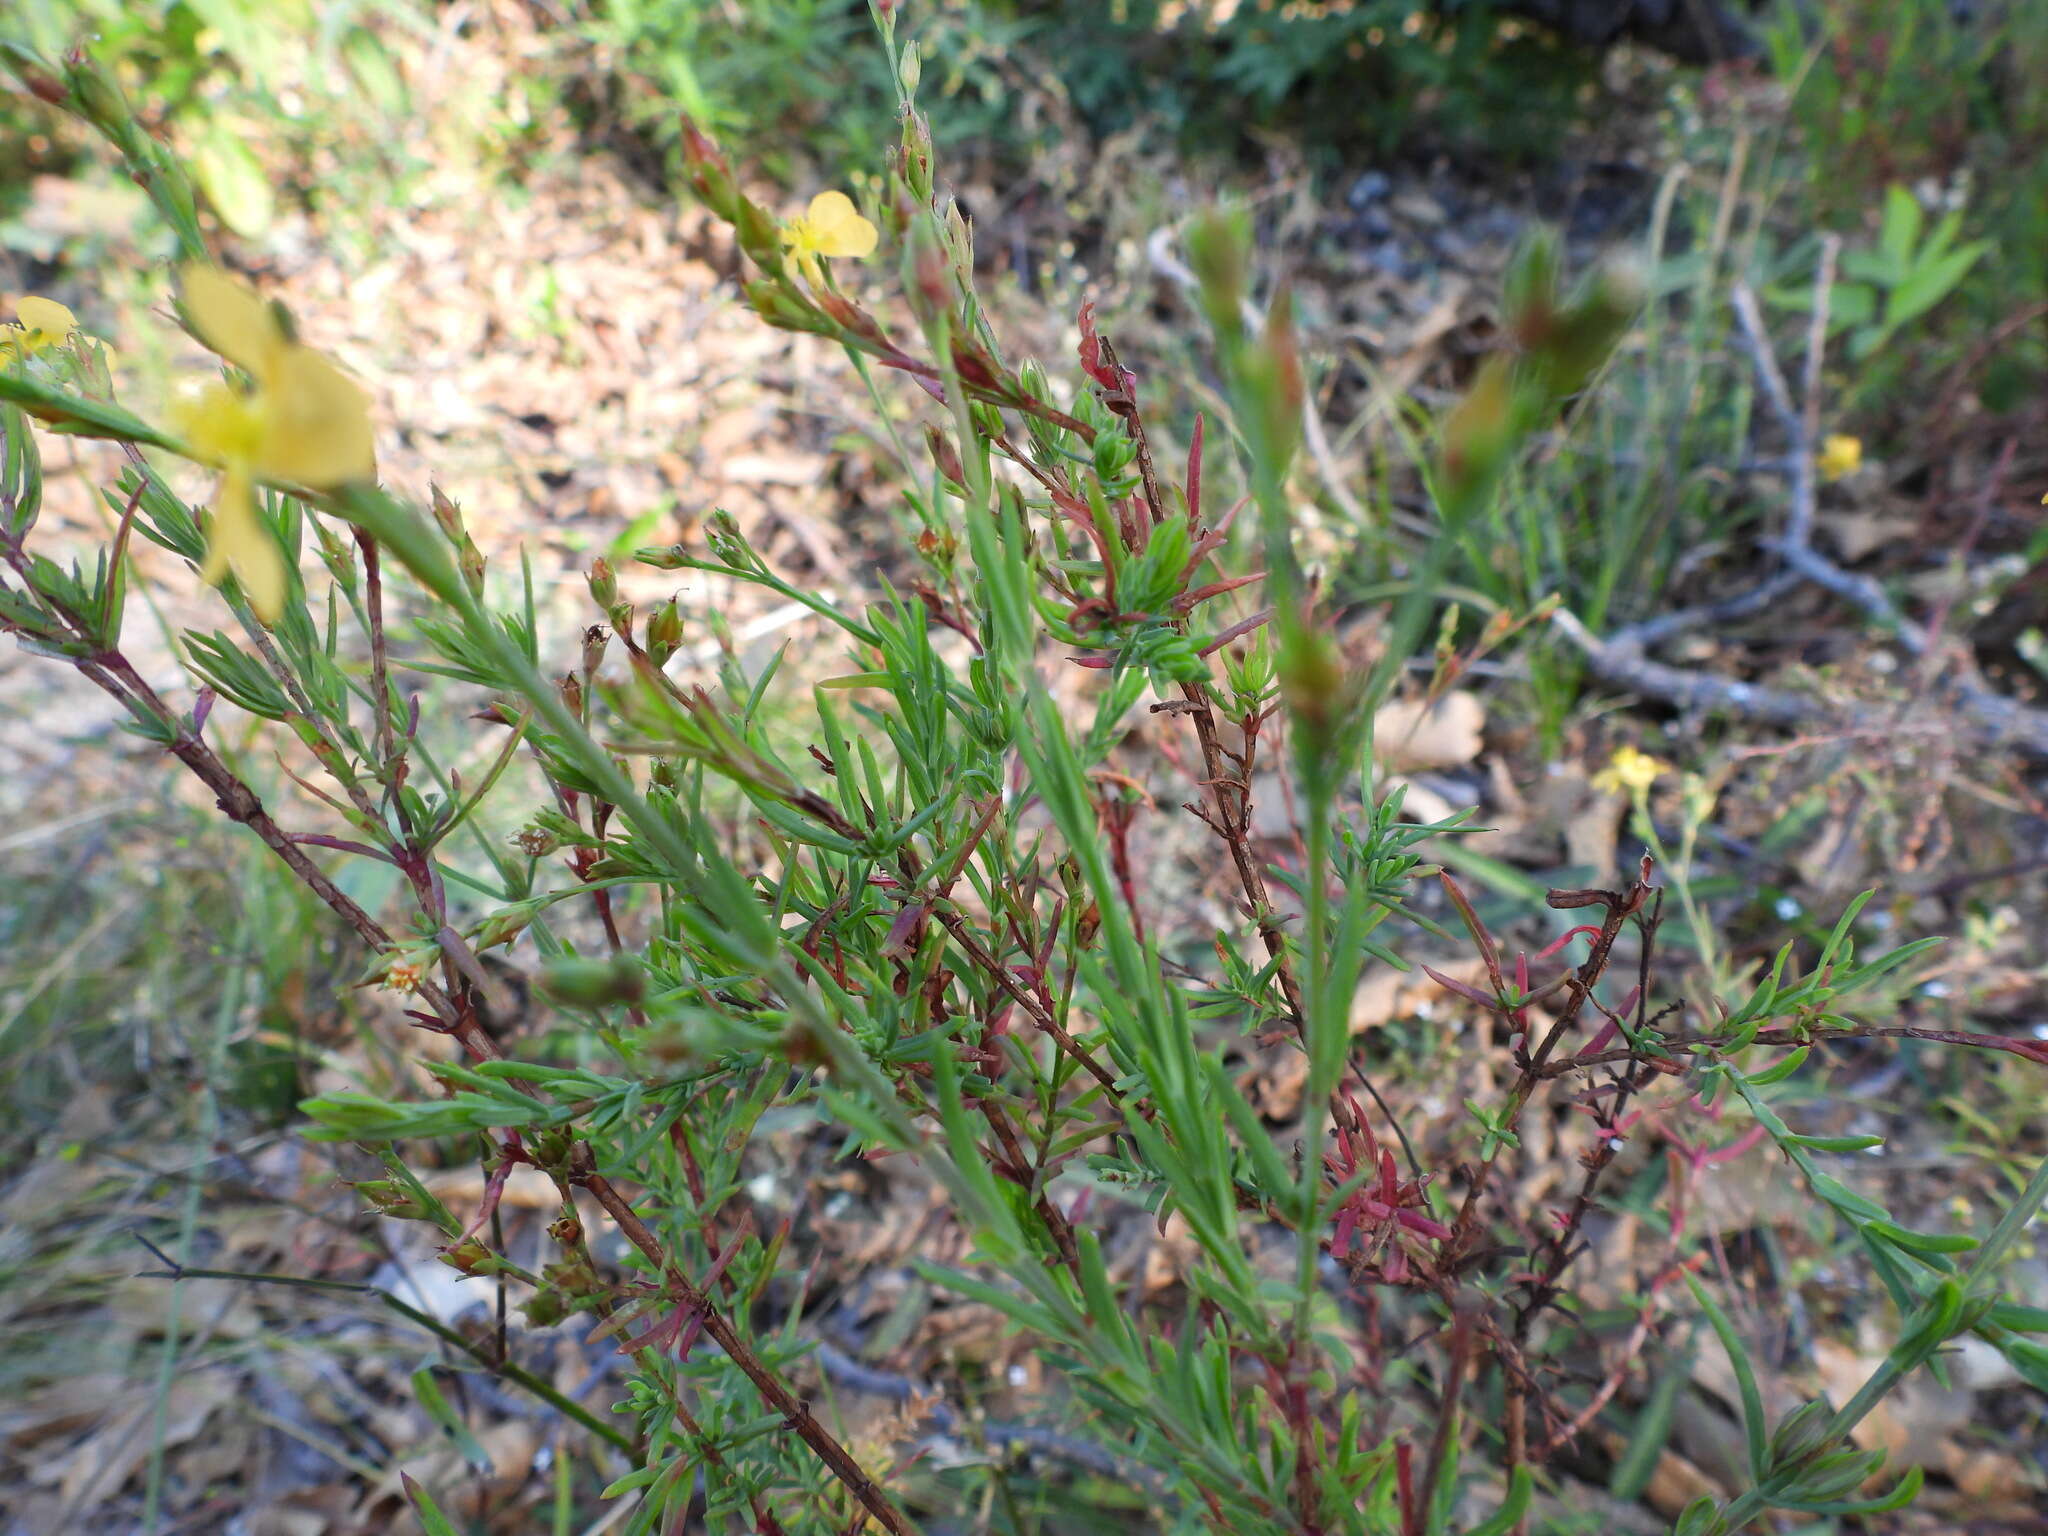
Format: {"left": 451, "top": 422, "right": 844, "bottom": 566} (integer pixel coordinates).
{"left": 3, "top": 1, "right": 2046, "bottom": 1531}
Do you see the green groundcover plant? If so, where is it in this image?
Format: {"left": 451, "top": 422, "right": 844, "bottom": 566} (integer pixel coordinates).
{"left": 4, "top": 7, "right": 2047, "bottom": 1533}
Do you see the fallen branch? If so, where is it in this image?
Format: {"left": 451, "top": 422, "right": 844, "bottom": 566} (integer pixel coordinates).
{"left": 1556, "top": 255, "right": 2048, "bottom": 758}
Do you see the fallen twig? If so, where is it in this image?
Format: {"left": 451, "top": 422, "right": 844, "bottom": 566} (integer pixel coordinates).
{"left": 1557, "top": 258, "right": 2048, "bottom": 758}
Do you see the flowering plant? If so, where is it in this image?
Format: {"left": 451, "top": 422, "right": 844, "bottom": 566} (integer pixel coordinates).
{"left": 3, "top": 15, "right": 2045, "bottom": 1535}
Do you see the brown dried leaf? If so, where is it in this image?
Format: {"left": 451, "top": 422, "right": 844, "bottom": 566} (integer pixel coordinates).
{"left": 1373, "top": 691, "right": 1485, "bottom": 772}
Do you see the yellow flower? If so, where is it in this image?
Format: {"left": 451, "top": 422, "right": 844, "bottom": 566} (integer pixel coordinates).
{"left": 3, "top": 295, "right": 78, "bottom": 356}
{"left": 1817, "top": 433, "right": 1862, "bottom": 482}
{"left": 1591, "top": 744, "right": 1670, "bottom": 797}
{"left": 171, "top": 265, "right": 374, "bottom": 622}
{"left": 780, "top": 190, "right": 877, "bottom": 284}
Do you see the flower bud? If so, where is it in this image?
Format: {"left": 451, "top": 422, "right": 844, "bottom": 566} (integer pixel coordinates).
{"left": 704, "top": 508, "right": 748, "bottom": 567}
{"left": 732, "top": 196, "right": 783, "bottom": 271}
{"left": 1441, "top": 357, "right": 1518, "bottom": 505}
{"left": 514, "top": 822, "right": 560, "bottom": 858}
{"left": 540, "top": 954, "right": 646, "bottom": 1008}
{"left": 1092, "top": 423, "right": 1136, "bottom": 484}
{"left": 923, "top": 423, "right": 965, "bottom": 486}
{"left": 898, "top": 112, "right": 934, "bottom": 202}
{"left": 522, "top": 1288, "right": 569, "bottom": 1327}
{"left": 527, "top": 1128, "right": 574, "bottom": 1168}
{"left": 476, "top": 903, "right": 535, "bottom": 950}
{"left": 351, "top": 1179, "right": 429, "bottom": 1220}
{"left": 678, "top": 117, "right": 736, "bottom": 218}
{"left": 1782, "top": 1446, "right": 1883, "bottom": 1503}
{"left": 1018, "top": 358, "right": 1051, "bottom": 407}
{"left": 743, "top": 278, "right": 817, "bottom": 330}
{"left": 430, "top": 482, "right": 465, "bottom": 541}
{"left": 62, "top": 53, "right": 135, "bottom": 144}
{"left": 646, "top": 597, "right": 683, "bottom": 666}
{"left": 1765, "top": 1398, "right": 1835, "bottom": 1473}
{"left": 439, "top": 1238, "right": 498, "bottom": 1276}
{"left": 944, "top": 198, "right": 971, "bottom": 266}
{"left": 1502, "top": 225, "right": 1563, "bottom": 350}
{"left": 636, "top": 542, "right": 687, "bottom": 570}
{"left": 586, "top": 557, "right": 617, "bottom": 611}
{"left": 0, "top": 42, "right": 67, "bottom": 105}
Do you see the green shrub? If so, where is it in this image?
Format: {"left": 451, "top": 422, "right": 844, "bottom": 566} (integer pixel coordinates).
{"left": 565, "top": 0, "right": 1593, "bottom": 189}
{"left": 1000, "top": 0, "right": 1590, "bottom": 163}
{"left": 2, "top": 1, "right": 413, "bottom": 252}
{"left": 4, "top": 12, "right": 2046, "bottom": 1533}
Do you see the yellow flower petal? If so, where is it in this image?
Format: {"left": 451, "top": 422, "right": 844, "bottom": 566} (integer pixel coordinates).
{"left": 173, "top": 380, "right": 255, "bottom": 462}
{"left": 781, "top": 190, "right": 877, "bottom": 266}
{"left": 1817, "top": 433, "right": 1862, "bottom": 483}
{"left": 15, "top": 295, "right": 77, "bottom": 349}
{"left": 201, "top": 464, "right": 288, "bottom": 622}
{"left": 178, "top": 263, "right": 285, "bottom": 373}
{"left": 1591, "top": 744, "right": 1670, "bottom": 797}
{"left": 254, "top": 346, "right": 375, "bottom": 487}
{"left": 803, "top": 190, "right": 877, "bottom": 260}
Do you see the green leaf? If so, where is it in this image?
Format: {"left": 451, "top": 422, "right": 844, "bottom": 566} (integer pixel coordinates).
{"left": 1888, "top": 242, "right": 1988, "bottom": 329}
{"left": 1686, "top": 1271, "right": 1768, "bottom": 1477}
{"left": 1457, "top": 1464, "right": 1532, "bottom": 1536}
{"left": 0, "top": 371, "right": 179, "bottom": 448}
{"left": 1999, "top": 1336, "right": 2048, "bottom": 1394}
{"left": 1832, "top": 936, "right": 1943, "bottom": 994}
{"left": 1985, "top": 1302, "right": 2048, "bottom": 1334}
{"left": 1610, "top": 1336, "right": 1690, "bottom": 1500}
{"left": 1864, "top": 1219, "right": 1978, "bottom": 1256}
{"left": 1746, "top": 1045, "right": 1808, "bottom": 1086}
{"left": 600, "top": 1462, "right": 665, "bottom": 1499}
{"left": 1, "top": 403, "right": 41, "bottom": 537}
{"left": 411, "top": 1366, "right": 494, "bottom": 1473}
{"left": 1878, "top": 185, "right": 1924, "bottom": 269}
{"left": 1785, "top": 1133, "right": 1884, "bottom": 1153}
{"left": 1773, "top": 1464, "right": 1924, "bottom": 1516}
{"left": 402, "top": 1473, "right": 462, "bottom": 1536}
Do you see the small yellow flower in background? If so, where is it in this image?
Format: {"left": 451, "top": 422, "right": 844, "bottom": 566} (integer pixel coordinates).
{"left": 3, "top": 295, "right": 79, "bottom": 356}
{"left": 780, "top": 190, "right": 877, "bottom": 284}
{"left": 1818, "top": 433, "right": 1862, "bottom": 482}
{"left": 1592, "top": 743, "right": 1671, "bottom": 797}
{"left": 171, "top": 264, "right": 375, "bottom": 622}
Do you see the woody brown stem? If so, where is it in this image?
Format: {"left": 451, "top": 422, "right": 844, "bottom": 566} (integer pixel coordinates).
{"left": 1179, "top": 686, "right": 1306, "bottom": 1022}
{"left": 576, "top": 1161, "right": 919, "bottom": 1536}
{"left": 357, "top": 530, "right": 399, "bottom": 774}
